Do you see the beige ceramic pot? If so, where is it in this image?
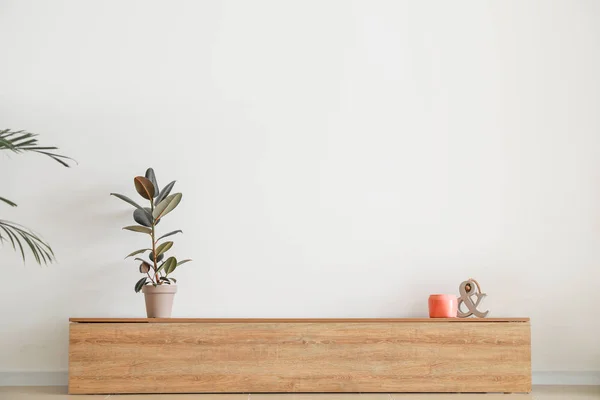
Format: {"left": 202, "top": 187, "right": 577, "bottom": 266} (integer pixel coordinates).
{"left": 142, "top": 285, "right": 177, "bottom": 318}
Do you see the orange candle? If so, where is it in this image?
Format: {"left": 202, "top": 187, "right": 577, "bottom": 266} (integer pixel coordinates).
{"left": 428, "top": 294, "right": 458, "bottom": 318}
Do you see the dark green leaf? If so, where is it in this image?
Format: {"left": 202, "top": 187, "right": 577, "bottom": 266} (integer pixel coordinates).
{"left": 155, "top": 180, "right": 175, "bottom": 204}
{"left": 19, "top": 232, "right": 40, "bottom": 264}
{"left": 123, "top": 225, "right": 152, "bottom": 234}
{"left": 163, "top": 257, "right": 177, "bottom": 275}
{"left": 7, "top": 132, "right": 33, "bottom": 143}
{"left": 11, "top": 138, "right": 36, "bottom": 147}
{"left": 110, "top": 193, "right": 143, "bottom": 210}
{"left": 157, "top": 230, "right": 182, "bottom": 241}
{"left": 155, "top": 241, "right": 173, "bottom": 257}
{"left": 0, "top": 129, "right": 75, "bottom": 167}
{"left": 148, "top": 251, "right": 164, "bottom": 264}
{"left": 170, "top": 278, "right": 177, "bottom": 283}
{"left": 0, "top": 226, "right": 25, "bottom": 261}
{"left": 145, "top": 168, "right": 160, "bottom": 198}
{"left": 36, "top": 151, "right": 72, "bottom": 167}
{"left": 176, "top": 259, "right": 192, "bottom": 267}
{"left": 0, "top": 197, "right": 17, "bottom": 207}
{"left": 135, "top": 277, "right": 148, "bottom": 293}
{"left": 133, "top": 208, "right": 153, "bottom": 227}
{"left": 159, "top": 276, "right": 171, "bottom": 284}
{"left": 125, "top": 248, "right": 151, "bottom": 259}
{"left": 152, "top": 193, "right": 182, "bottom": 220}
{"left": 0, "top": 226, "right": 15, "bottom": 249}
{"left": 0, "top": 219, "right": 55, "bottom": 265}
{"left": 134, "top": 176, "right": 155, "bottom": 200}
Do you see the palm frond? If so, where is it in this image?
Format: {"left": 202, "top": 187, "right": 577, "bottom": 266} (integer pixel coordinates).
{"left": 0, "top": 220, "right": 55, "bottom": 265}
{"left": 0, "top": 129, "right": 76, "bottom": 167}
{"left": 0, "top": 197, "right": 17, "bottom": 207}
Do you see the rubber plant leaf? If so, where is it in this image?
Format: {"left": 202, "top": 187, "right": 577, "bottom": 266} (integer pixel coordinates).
{"left": 123, "top": 225, "right": 152, "bottom": 234}
{"left": 152, "top": 193, "right": 182, "bottom": 220}
{"left": 148, "top": 251, "right": 164, "bottom": 263}
{"left": 144, "top": 207, "right": 154, "bottom": 220}
{"left": 155, "top": 241, "right": 173, "bottom": 257}
{"left": 176, "top": 259, "right": 192, "bottom": 267}
{"left": 145, "top": 168, "right": 160, "bottom": 198}
{"left": 134, "top": 277, "right": 148, "bottom": 293}
{"left": 156, "top": 230, "right": 182, "bottom": 241}
{"left": 110, "top": 193, "right": 143, "bottom": 210}
{"left": 125, "top": 248, "right": 151, "bottom": 259}
{"left": 139, "top": 262, "right": 151, "bottom": 274}
{"left": 155, "top": 180, "right": 175, "bottom": 204}
{"left": 133, "top": 208, "right": 153, "bottom": 227}
{"left": 163, "top": 257, "right": 177, "bottom": 275}
{"left": 134, "top": 176, "right": 155, "bottom": 200}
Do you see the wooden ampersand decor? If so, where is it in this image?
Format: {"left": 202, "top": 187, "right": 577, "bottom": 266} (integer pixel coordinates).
{"left": 457, "top": 278, "right": 489, "bottom": 318}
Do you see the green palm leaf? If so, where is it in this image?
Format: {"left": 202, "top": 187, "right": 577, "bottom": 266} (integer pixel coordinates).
{"left": 0, "top": 129, "right": 75, "bottom": 167}
{"left": 0, "top": 220, "right": 55, "bottom": 265}
{"left": 1, "top": 129, "right": 74, "bottom": 266}
{"left": 0, "top": 197, "right": 17, "bottom": 207}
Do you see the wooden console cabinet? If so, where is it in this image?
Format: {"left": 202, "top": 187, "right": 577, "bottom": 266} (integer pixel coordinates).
{"left": 69, "top": 318, "right": 531, "bottom": 394}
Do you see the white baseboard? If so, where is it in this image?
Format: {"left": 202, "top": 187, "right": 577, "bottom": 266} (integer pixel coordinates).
{"left": 1, "top": 371, "right": 599, "bottom": 387}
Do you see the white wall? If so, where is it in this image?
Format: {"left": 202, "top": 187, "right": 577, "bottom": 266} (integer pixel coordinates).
{"left": 1, "top": 0, "right": 599, "bottom": 380}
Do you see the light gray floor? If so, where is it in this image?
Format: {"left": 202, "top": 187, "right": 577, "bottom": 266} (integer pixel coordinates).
{"left": 0, "top": 386, "right": 599, "bottom": 399}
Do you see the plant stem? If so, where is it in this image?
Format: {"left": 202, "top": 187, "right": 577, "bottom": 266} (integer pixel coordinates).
{"left": 150, "top": 198, "right": 159, "bottom": 285}
{"left": 146, "top": 271, "right": 156, "bottom": 285}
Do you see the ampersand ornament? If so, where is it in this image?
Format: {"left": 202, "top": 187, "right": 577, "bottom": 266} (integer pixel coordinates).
{"left": 457, "top": 278, "right": 489, "bottom": 318}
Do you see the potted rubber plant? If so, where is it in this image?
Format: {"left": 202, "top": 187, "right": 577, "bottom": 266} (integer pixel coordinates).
{"left": 111, "top": 168, "right": 191, "bottom": 318}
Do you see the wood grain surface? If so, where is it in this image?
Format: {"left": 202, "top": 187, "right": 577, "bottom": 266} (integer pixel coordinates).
{"left": 69, "top": 317, "right": 530, "bottom": 323}
{"left": 68, "top": 320, "right": 531, "bottom": 394}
